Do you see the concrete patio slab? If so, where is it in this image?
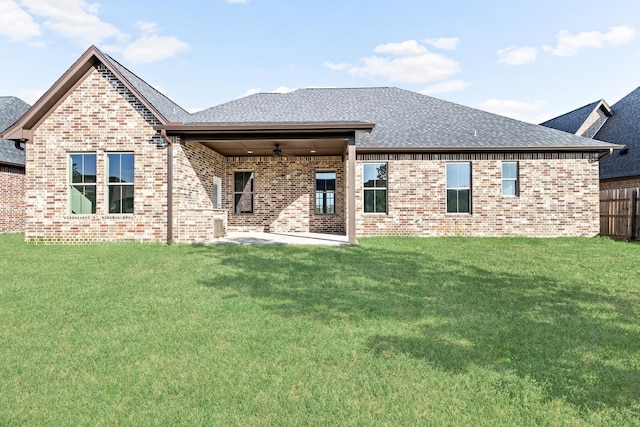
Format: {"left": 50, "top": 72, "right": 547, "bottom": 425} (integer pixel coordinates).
{"left": 215, "top": 231, "right": 349, "bottom": 246}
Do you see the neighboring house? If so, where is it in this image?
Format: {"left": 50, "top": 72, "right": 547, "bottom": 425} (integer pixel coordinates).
{"left": 1, "top": 46, "right": 621, "bottom": 244}
{"left": 0, "top": 96, "right": 30, "bottom": 233}
{"left": 541, "top": 87, "right": 640, "bottom": 190}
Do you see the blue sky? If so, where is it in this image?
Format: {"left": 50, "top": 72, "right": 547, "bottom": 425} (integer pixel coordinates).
{"left": 1, "top": 0, "right": 639, "bottom": 123}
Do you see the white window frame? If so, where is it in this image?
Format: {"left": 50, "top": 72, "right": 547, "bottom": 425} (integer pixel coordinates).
{"left": 69, "top": 152, "right": 97, "bottom": 215}
{"left": 446, "top": 162, "right": 471, "bottom": 214}
{"left": 315, "top": 171, "right": 336, "bottom": 214}
{"left": 502, "top": 161, "right": 519, "bottom": 197}
{"left": 363, "top": 162, "right": 388, "bottom": 213}
{"left": 233, "top": 171, "right": 254, "bottom": 214}
{"left": 106, "top": 152, "right": 135, "bottom": 214}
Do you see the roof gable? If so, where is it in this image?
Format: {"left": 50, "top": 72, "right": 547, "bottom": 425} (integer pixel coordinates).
{"left": 1, "top": 46, "right": 188, "bottom": 141}
{"left": 540, "top": 100, "right": 612, "bottom": 136}
{"left": 596, "top": 86, "right": 640, "bottom": 179}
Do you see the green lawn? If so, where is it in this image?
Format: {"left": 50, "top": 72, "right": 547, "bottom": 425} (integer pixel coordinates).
{"left": 1, "top": 233, "right": 639, "bottom": 426}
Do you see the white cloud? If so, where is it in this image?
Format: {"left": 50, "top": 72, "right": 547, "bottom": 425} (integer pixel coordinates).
{"left": 226, "top": 0, "right": 249, "bottom": 3}
{"left": 238, "top": 86, "right": 295, "bottom": 98}
{"left": 323, "top": 61, "right": 351, "bottom": 71}
{"left": 543, "top": 25, "right": 636, "bottom": 57}
{"left": 326, "top": 40, "right": 460, "bottom": 84}
{"left": 497, "top": 46, "right": 537, "bottom": 65}
{"left": 240, "top": 88, "right": 262, "bottom": 98}
{"left": 0, "top": 1, "right": 189, "bottom": 64}
{"left": 271, "top": 86, "right": 295, "bottom": 93}
{"left": 424, "top": 37, "right": 459, "bottom": 50}
{"left": 120, "top": 22, "right": 189, "bottom": 64}
{"left": 420, "top": 79, "right": 470, "bottom": 95}
{"left": 0, "top": 0, "right": 41, "bottom": 41}
{"left": 478, "top": 99, "right": 551, "bottom": 124}
{"left": 21, "top": 0, "right": 127, "bottom": 45}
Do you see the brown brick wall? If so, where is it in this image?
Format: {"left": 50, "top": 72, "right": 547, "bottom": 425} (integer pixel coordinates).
{"left": 226, "top": 156, "right": 345, "bottom": 234}
{"left": 0, "top": 165, "right": 25, "bottom": 233}
{"left": 355, "top": 153, "right": 600, "bottom": 237}
{"left": 173, "top": 140, "right": 227, "bottom": 243}
{"left": 21, "top": 63, "right": 602, "bottom": 242}
{"left": 25, "top": 66, "right": 168, "bottom": 243}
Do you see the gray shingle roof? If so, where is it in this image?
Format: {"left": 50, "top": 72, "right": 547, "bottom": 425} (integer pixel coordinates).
{"left": 190, "top": 88, "right": 615, "bottom": 150}
{"left": 0, "top": 97, "right": 30, "bottom": 166}
{"left": 540, "top": 100, "right": 601, "bottom": 134}
{"left": 596, "top": 86, "right": 640, "bottom": 180}
{"left": 103, "top": 54, "right": 191, "bottom": 124}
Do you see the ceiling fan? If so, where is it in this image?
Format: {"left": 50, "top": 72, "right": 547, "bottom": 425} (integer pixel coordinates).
{"left": 272, "top": 143, "right": 293, "bottom": 157}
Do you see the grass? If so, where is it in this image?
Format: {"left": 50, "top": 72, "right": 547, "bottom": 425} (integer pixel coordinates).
{"left": 1, "top": 233, "right": 639, "bottom": 426}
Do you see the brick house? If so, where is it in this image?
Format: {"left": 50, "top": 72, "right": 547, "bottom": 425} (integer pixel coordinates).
{"left": 2, "top": 46, "right": 621, "bottom": 244}
{"left": 541, "top": 87, "right": 640, "bottom": 191}
{"left": 0, "top": 96, "right": 30, "bottom": 233}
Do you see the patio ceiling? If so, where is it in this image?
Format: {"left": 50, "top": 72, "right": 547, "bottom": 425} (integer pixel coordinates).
{"left": 198, "top": 137, "right": 348, "bottom": 157}
{"left": 157, "top": 122, "right": 375, "bottom": 158}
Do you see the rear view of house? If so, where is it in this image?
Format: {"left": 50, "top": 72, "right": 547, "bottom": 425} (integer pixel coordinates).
{"left": 1, "top": 46, "right": 621, "bottom": 244}
{"left": 0, "top": 96, "right": 30, "bottom": 233}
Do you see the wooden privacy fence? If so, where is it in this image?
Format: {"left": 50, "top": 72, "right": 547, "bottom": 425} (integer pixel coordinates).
{"left": 600, "top": 188, "right": 640, "bottom": 240}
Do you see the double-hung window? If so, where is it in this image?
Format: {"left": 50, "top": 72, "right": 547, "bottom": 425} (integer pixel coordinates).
{"left": 234, "top": 171, "right": 254, "bottom": 214}
{"left": 315, "top": 172, "right": 336, "bottom": 214}
{"left": 69, "top": 153, "right": 97, "bottom": 214}
{"left": 446, "top": 162, "right": 471, "bottom": 213}
{"left": 502, "top": 161, "right": 519, "bottom": 196}
{"left": 363, "top": 163, "right": 387, "bottom": 213}
{"left": 107, "top": 153, "right": 134, "bottom": 214}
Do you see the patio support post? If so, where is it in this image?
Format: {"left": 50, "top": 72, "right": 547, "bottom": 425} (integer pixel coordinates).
{"left": 347, "top": 135, "right": 357, "bottom": 244}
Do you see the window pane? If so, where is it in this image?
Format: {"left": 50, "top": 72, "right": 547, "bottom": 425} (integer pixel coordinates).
{"left": 315, "top": 192, "right": 324, "bottom": 213}
{"left": 503, "top": 180, "right": 516, "bottom": 196}
{"left": 109, "top": 185, "right": 135, "bottom": 214}
{"left": 108, "top": 154, "right": 120, "bottom": 183}
{"left": 70, "top": 154, "right": 83, "bottom": 183}
{"left": 70, "top": 153, "right": 96, "bottom": 184}
{"left": 326, "top": 192, "right": 335, "bottom": 214}
{"left": 326, "top": 177, "right": 335, "bottom": 191}
{"left": 71, "top": 185, "right": 96, "bottom": 214}
{"left": 316, "top": 172, "right": 335, "bottom": 181}
{"left": 447, "top": 163, "right": 470, "bottom": 188}
{"left": 108, "top": 153, "right": 134, "bottom": 183}
{"left": 446, "top": 190, "right": 457, "bottom": 213}
{"left": 122, "top": 185, "right": 134, "bottom": 213}
{"left": 364, "top": 190, "right": 375, "bottom": 212}
{"left": 234, "top": 172, "right": 253, "bottom": 193}
{"left": 234, "top": 173, "right": 245, "bottom": 192}
{"left": 375, "top": 189, "right": 387, "bottom": 213}
{"left": 120, "top": 154, "right": 134, "bottom": 183}
{"left": 502, "top": 162, "right": 517, "bottom": 179}
{"left": 364, "top": 163, "right": 386, "bottom": 188}
{"left": 83, "top": 154, "right": 96, "bottom": 183}
{"left": 235, "top": 193, "right": 253, "bottom": 214}
{"left": 458, "top": 189, "right": 470, "bottom": 213}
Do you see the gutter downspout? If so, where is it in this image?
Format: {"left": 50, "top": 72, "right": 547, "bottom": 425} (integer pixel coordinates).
{"left": 160, "top": 129, "right": 173, "bottom": 245}
{"left": 597, "top": 148, "right": 614, "bottom": 162}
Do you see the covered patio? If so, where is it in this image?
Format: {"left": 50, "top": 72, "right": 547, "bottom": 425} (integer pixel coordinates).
{"left": 159, "top": 122, "right": 374, "bottom": 245}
